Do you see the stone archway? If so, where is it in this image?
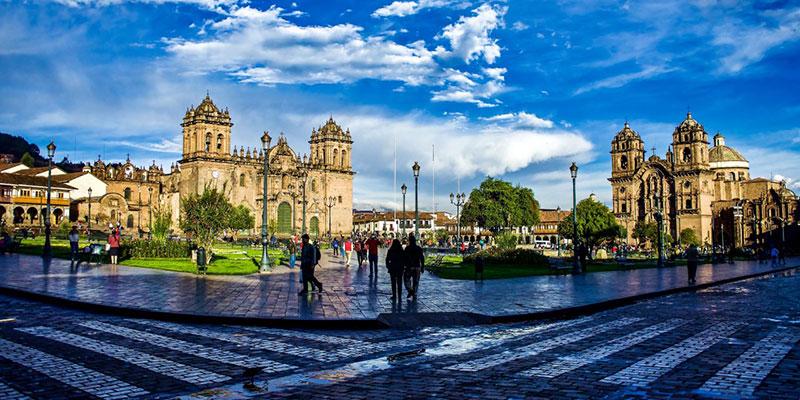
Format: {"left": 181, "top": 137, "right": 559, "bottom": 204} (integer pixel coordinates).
{"left": 26, "top": 207, "right": 38, "bottom": 224}
{"left": 53, "top": 208, "right": 64, "bottom": 224}
{"left": 13, "top": 207, "right": 24, "bottom": 224}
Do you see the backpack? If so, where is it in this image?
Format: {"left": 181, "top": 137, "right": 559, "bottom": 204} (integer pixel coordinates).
{"left": 315, "top": 245, "right": 322, "bottom": 265}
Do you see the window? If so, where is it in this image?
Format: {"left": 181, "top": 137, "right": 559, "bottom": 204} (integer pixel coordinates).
{"left": 333, "top": 149, "right": 338, "bottom": 167}
{"left": 341, "top": 150, "right": 347, "bottom": 167}
{"left": 311, "top": 179, "right": 317, "bottom": 192}
{"left": 620, "top": 155, "right": 628, "bottom": 169}
{"left": 111, "top": 210, "right": 117, "bottom": 221}
{"left": 621, "top": 203, "right": 627, "bottom": 213}
{"left": 239, "top": 174, "right": 246, "bottom": 187}
{"left": 685, "top": 199, "right": 692, "bottom": 209}
{"left": 124, "top": 188, "right": 132, "bottom": 200}
{"left": 217, "top": 134, "right": 223, "bottom": 150}
{"left": 127, "top": 214, "right": 134, "bottom": 228}
{"left": 682, "top": 148, "right": 692, "bottom": 162}
{"left": 338, "top": 195, "right": 342, "bottom": 203}
{"left": 205, "top": 133, "right": 211, "bottom": 152}
{"left": 729, "top": 172, "right": 736, "bottom": 181}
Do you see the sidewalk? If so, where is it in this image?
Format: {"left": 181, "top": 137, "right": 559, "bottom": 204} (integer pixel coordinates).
{"left": 0, "top": 252, "right": 796, "bottom": 328}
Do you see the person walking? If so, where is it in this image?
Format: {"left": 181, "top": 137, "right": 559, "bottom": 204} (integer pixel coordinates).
{"left": 340, "top": 237, "right": 346, "bottom": 258}
{"left": 686, "top": 243, "right": 699, "bottom": 284}
{"left": 771, "top": 246, "right": 779, "bottom": 267}
{"left": 68, "top": 225, "right": 80, "bottom": 262}
{"left": 107, "top": 228, "right": 121, "bottom": 265}
{"left": 288, "top": 240, "right": 297, "bottom": 268}
{"left": 332, "top": 238, "right": 339, "bottom": 258}
{"left": 403, "top": 234, "right": 425, "bottom": 300}
{"left": 354, "top": 239, "right": 362, "bottom": 267}
{"left": 298, "top": 234, "right": 323, "bottom": 295}
{"left": 578, "top": 242, "right": 588, "bottom": 273}
{"left": 366, "top": 234, "right": 380, "bottom": 276}
{"left": 344, "top": 237, "right": 352, "bottom": 267}
{"left": 386, "top": 239, "right": 405, "bottom": 300}
{"left": 360, "top": 237, "right": 368, "bottom": 267}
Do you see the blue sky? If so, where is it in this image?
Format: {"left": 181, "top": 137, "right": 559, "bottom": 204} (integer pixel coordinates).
{"left": 2, "top": 0, "right": 799, "bottom": 213}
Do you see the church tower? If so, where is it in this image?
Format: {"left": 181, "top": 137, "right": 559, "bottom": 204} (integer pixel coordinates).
{"left": 310, "top": 117, "right": 353, "bottom": 171}
{"left": 610, "top": 122, "right": 644, "bottom": 178}
{"left": 181, "top": 93, "right": 233, "bottom": 160}
{"left": 671, "top": 112, "right": 709, "bottom": 171}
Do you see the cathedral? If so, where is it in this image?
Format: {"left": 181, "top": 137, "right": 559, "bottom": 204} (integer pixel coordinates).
{"left": 74, "top": 94, "right": 355, "bottom": 238}
{"left": 609, "top": 112, "right": 798, "bottom": 248}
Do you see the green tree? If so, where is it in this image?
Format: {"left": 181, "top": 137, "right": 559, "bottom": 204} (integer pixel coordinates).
{"left": 679, "top": 228, "right": 701, "bottom": 247}
{"left": 20, "top": 152, "right": 34, "bottom": 167}
{"left": 495, "top": 232, "right": 518, "bottom": 250}
{"left": 180, "top": 186, "right": 233, "bottom": 256}
{"left": 632, "top": 221, "right": 658, "bottom": 246}
{"left": 434, "top": 228, "right": 449, "bottom": 244}
{"left": 151, "top": 207, "right": 172, "bottom": 243}
{"left": 460, "top": 177, "right": 540, "bottom": 233}
{"left": 228, "top": 205, "right": 255, "bottom": 239}
{"left": 557, "top": 197, "right": 620, "bottom": 247}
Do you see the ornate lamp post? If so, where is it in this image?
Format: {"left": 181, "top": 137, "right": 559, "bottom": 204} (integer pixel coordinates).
{"left": 43, "top": 141, "right": 56, "bottom": 257}
{"left": 325, "top": 196, "right": 336, "bottom": 239}
{"left": 556, "top": 206, "right": 562, "bottom": 258}
{"left": 401, "top": 184, "right": 407, "bottom": 238}
{"left": 148, "top": 186, "right": 153, "bottom": 237}
{"left": 450, "top": 191, "right": 466, "bottom": 245}
{"left": 654, "top": 191, "right": 664, "bottom": 268}
{"left": 710, "top": 202, "right": 715, "bottom": 257}
{"left": 371, "top": 208, "right": 376, "bottom": 232}
{"left": 569, "top": 162, "right": 579, "bottom": 273}
{"left": 138, "top": 182, "right": 142, "bottom": 237}
{"left": 300, "top": 173, "right": 307, "bottom": 235}
{"left": 87, "top": 187, "right": 92, "bottom": 231}
{"left": 260, "top": 131, "right": 271, "bottom": 273}
{"left": 288, "top": 184, "right": 298, "bottom": 235}
{"left": 413, "top": 162, "right": 420, "bottom": 239}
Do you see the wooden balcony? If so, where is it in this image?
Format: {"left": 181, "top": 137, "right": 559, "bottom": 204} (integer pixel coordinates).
{"left": 13, "top": 196, "right": 70, "bottom": 207}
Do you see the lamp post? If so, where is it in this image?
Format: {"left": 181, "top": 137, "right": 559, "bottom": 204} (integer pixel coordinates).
{"left": 654, "top": 191, "right": 664, "bottom": 268}
{"left": 557, "top": 206, "right": 562, "bottom": 258}
{"left": 721, "top": 223, "right": 725, "bottom": 253}
{"left": 300, "top": 173, "right": 307, "bottom": 235}
{"left": 710, "top": 202, "right": 715, "bottom": 257}
{"left": 401, "top": 184, "right": 407, "bottom": 239}
{"left": 138, "top": 182, "right": 142, "bottom": 237}
{"left": 569, "top": 162, "right": 579, "bottom": 273}
{"left": 413, "top": 162, "right": 420, "bottom": 239}
{"left": 288, "top": 184, "right": 298, "bottom": 235}
{"left": 43, "top": 141, "right": 56, "bottom": 257}
{"left": 260, "top": 131, "right": 271, "bottom": 273}
{"left": 148, "top": 186, "right": 153, "bottom": 237}
{"left": 371, "top": 208, "right": 376, "bottom": 233}
{"left": 87, "top": 187, "right": 92, "bottom": 231}
{"left": 450, "top": 191, "right": 466, "bottom": 246}
{"left": 325, "top": 196, "right": 336, "bottom": 239}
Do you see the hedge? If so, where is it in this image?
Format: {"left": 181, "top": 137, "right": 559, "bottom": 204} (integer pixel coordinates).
{"left": 463, "top": 247, "right": 549, "bottom": 268}
{"left": 122, "top": 239, "right": 191, "bottom": 259}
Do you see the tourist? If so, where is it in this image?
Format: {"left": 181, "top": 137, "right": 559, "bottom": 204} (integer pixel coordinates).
{"left": 68, "top": 225, "right": 80, "bottom": 262}
{"left": 685, "top": 243, "right": 699, "bottom": 284}
{"left": 340, "top": 237, "right": 346, "bottom": 258}
{"left": 578, "top": 242, "right": 588, "bottom": 273}
{"left": 403, "top": 234, "right": 425, "bottom": 300}
{"left": 332, "top": 238, "right": 339, "bottom": 258}
{"left": 385, "top": 239, "right": 405, "bottom": 300}
{"left": 288, "top": 240, "right": 296, "bottom": 268}
{"left": 366, "top": 234, "right": 380, "bottom": 276}
{"left": 107, "top": 228, "right": 121, "bottom": 265}
{"left": 354, "top": 238, "right": 362, "bottom": 266}
{"left": 344, "top": 237, "right": 352, "bottom": 267}
{"left": 360, "top": 237, "right": 368, "bottom": 267}
{"left": 298, "top": 233, "right": 322, "bottom": 295}
{"left": 771, "top": 246, "right": 779, "bottom": 267}
{"left": 779, "top": 245, "right": 787, "bottom": 265}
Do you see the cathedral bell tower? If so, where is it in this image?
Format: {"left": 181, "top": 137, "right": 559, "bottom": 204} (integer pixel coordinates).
{"left": 181, "top": 93, "right": 233, "bottom": 161}
{"left": 309, "top": 117, "right": 353, "bottom": 171}
{"left": 610, "top": 122, "right": 644, "bottom": 178}
{"left": 671, "top": 112, "right": 709, "bottom": 171}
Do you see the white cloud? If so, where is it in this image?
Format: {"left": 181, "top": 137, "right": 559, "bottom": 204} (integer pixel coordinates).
{"left": 52, "top": 0, "right": 238, "bottom": 12}
{"left": 712, "top": 9, "right": 800, "bottom": 74}
{"left": 118, "top": 136, "right": 182, "bottom": 153}
{"left": 165, "top": 6, "right": 440, "bottom": 86}
{"left": 511, "top": 21, "right": 529, "bottom": 31}
{"left": 540, "top": 90, "right": 549, "bottom": 95}
{"left": 371, "top": 0, "right": 466, "bottom": 18}
{"left": 435, "top": 3, "right": 506, "bottom": 64}
{"left": 482, "top": 111, "right": 554, "bottom": 128}
{"left": 575, "top": 65, "right": 678, "bottom": 95}
{"left": 536, "top": 32, "right": 544, "bottom": 39}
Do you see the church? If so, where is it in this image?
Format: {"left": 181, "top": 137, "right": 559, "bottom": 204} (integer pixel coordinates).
{"left": 73, "top": 94, "right": 355, "bottom": 238}
{"left": 609, "top": 112, "right": 797, "bottom": 248}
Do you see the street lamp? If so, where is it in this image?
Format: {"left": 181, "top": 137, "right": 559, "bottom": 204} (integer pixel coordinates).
{"left": 260, "top": 131, "right": 271, "bottom": 273}
{"left": 138, "top": 182, "right": 142, "bottom": 237}
{"left": 87, "top": 187, "right": 92, "bottom": 231}
{"left": 569, "top": 162, "right": 579, "bottom": 273}
{"left": 401, "top": 184, "right": 407, "bottom": 239}
{"left": 300, "top": 173, "right": 308, "bottom": 235}
{"left": 450, "top": 191, "right": 466, "bottom": 245}
{"left": 43, "top": 141, "right": 56, "bottom": 257}
{"left": 371, "top": 208, "right": 376, "bottom": 232}
{"left": 288, "top": 184, "right": 298, "bottom": 235}
{"left": 413, "top": 162, "right": 420, "bottom": 239}
{"left": 654, "top": 191, "right": 664, "bottom": 268}
{"left": 556, "top": 206, "right": 562, "bottom": 258}
{"left": 148, "top": 186, "right": 153, "bottom": 237}
{"left": 325, "top": 196, "right": 336, "bottom": 239}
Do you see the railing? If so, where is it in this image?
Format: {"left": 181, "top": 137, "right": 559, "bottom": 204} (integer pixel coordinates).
{"left": 12, "top": 196, "right": 70, "bottom": 206}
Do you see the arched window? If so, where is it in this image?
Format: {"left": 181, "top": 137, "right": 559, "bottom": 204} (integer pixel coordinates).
{"left": 333, "top": 149, "right": 338, "bottom": 167}
{"left": 341, "top": 150, "right": 347, "bottom": 167}
{"left": 729, "top": 172, "right": 736, "bottom": 181}
{"left": 239, "top": 174, "right": 246, "bottom": 187}
{"left": 124, "top": 188, "right": 132, "bottom": 200}
{"left": 685, "top": 199, "right": 693, "bottom": 209}
{"left": 323, "top": 149, "right": 326, "bottom": 164}
{"left": 620, "top": 155, "right": 628, "bottom": 169}
{"left": 621, "top": 202, "right": 627, "bottom": 213}
{"left": 205, "top": 133, "right": 211, "bottom": 152}
{"left": 282, "top": 175, "right": 288, "bottom": 189}
{"left": 277, "top": 202, "right": 291, "bottom": 234}
{"left": 682, "top": 148, "right": 692, "bottom": 162}
{"left": 217, "top": 134, "right": 223, "bottom": 151}
{"left": 311, "top": 179, "right": 317, "bottom": 192}
{"left": 127, "top": 214, "right": 134, "bottom": 228}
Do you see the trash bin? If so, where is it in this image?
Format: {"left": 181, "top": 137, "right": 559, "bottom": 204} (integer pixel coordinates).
{"left": 196, "top": 247, "right": 207, "bottom": 274}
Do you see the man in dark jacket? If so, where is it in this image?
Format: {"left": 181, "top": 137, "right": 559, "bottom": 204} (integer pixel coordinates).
{"left": 403, "top": 234, "right": 425, "bottom": 300}
{"left": 685, "top": 243, "right": 699, "bottom": 284}
{"left": 298, "top": 234, "right": 323, "bottom": 295}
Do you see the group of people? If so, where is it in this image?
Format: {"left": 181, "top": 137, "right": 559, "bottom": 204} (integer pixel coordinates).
{"left": 385, "top": 234, "right": 425, "bottom": 300}
{"left": 62, "top": 224, "right": 122, "bottom": 265}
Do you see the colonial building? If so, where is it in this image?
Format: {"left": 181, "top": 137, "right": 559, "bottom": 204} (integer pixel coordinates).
{"left": 69, "top": 94, "right": 355, "bottom": 238}
{"left": 609, "top": 112, "right": 798, "bottom": 248}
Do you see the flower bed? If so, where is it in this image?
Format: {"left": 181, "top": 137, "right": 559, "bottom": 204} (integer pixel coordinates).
{"left": 463, "top": 247, "right": 549, "bottom": 268}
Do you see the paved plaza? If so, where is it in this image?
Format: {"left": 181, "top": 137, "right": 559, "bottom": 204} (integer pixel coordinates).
{"left": 0, "top": 267, "right": 797, "bottom": 399}
{"left": 0, "top": 252, "right": 797, "bottom": 327}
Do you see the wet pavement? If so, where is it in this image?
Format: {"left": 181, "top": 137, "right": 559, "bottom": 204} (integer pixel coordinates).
{"left": 0, "top": 267, "right": 797, "bottom": 399}
{"left": 0, "top": 252, "right": 796, "bottom": 326}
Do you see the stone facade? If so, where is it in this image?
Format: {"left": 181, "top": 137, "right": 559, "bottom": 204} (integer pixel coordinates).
{"left": 609, "top": 112, "right": 798, "bottom": 248}
{"left": 72, "top": 94, "right": 355, "bottom": 238}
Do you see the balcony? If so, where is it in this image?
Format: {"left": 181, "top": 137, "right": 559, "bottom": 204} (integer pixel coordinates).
{"left": 13, "top": 196, "right": 70, "bottom": 207}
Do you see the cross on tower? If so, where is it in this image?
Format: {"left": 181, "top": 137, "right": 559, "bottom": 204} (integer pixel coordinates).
{"left": 651, "top": 146, "right": 656, "bottom": 155}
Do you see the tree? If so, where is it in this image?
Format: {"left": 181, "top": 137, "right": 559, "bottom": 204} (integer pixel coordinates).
{"left": 460, "top": 177, "right": 540, "bottom": 233}
{"left": 227, "top": 205, "right": 255, "bottom": 239}
{"left": 557, "top": 197, "right": 620, "bottom": 247}
{"left": 151, "top": 207, "right": 172, "bottom": 243}
{"left": 268, "top": 219, "right": 278, "bottom": 237}
{"left": 680, "top": 228, "right": 701, "bottom": 247}
{"left": 632, "top": 221, "right": 658, "bottom": 246}
{"left": 180, "top": 186, "right": 233, "bottom": 256}
{"left": 20, "top": 152, "right": 34, "bottom": 167}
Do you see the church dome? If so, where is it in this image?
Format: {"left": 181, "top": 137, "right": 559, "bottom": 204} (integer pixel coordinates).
{"left": 612, "top": 122, "right": 641, "bottom": 142}
{"left": 183, "top": 93, "right": 232, "bottom": 127}
{"left": 676, "top": 112, "right": 704, "bottom": 132}
{"left": 709, "top": 133, "right": 748, "bottom": 169}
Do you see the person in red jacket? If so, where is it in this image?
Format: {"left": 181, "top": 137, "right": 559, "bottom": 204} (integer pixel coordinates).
{"left": 344, "top": 238, "right": 353, "bottom": 267}
{"left": 107, "top": 228, "right": 121, "bottom": 265}
{"left": 366, "top": 234, "right": 380, "bottom": 276}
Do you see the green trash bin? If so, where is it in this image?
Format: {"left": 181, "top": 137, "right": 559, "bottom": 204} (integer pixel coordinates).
{"left": 197, "top": 247, "right": 207, "bottom": 274}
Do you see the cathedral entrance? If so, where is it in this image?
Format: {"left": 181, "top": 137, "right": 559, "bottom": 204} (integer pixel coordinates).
{"left": 310, "top": 216, "right": 319, "bottom": 237}
{"left": 277, "top": 202, "right": 292, "bottom": 235}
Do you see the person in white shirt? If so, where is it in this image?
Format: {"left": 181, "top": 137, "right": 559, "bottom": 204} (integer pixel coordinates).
{"left": 68, "top": 226, "right": 80, "bottom": 262}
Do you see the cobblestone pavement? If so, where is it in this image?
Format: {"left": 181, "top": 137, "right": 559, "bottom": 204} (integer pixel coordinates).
{"left": 0, "top": 269, "right": 798, "bottom": 399}
{"left": 0, "top": 253, "right": 796, "bottom": 322}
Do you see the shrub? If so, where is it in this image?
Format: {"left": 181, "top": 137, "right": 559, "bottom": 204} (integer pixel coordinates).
{"left": 122, "top": 239, "right": 191, "bottom": 259}
{"left": 463, "top": 247, "right": 548, "bottom": 268}
{"left": 495, "top": 233, "right": 518, "bottom": 250}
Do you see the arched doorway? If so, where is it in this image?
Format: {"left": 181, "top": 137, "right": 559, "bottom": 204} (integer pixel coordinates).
{"left": 53, "top": 208, "right": 64, "bottom": 224}
{"left": 277, "top": 202, "right": 291, "bottom": 235}
{"left": 26, "top": 207, "right": 38, "bottom": 224}
{"left": 13, "top": 207, "right": 24, "bottom": 224}
{"left": 310, "top": 216, "right": 319, "bottom": 237}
